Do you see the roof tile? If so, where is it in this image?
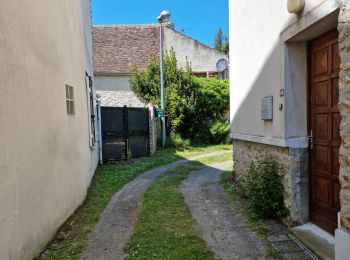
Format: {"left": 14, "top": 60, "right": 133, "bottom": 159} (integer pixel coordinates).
{"left": 93, "top": 25, "right": 160, "bottom": 75}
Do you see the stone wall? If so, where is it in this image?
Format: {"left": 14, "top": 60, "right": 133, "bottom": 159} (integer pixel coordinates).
{"left": 337, "top": 0, "right": 350, "bottom": 233}
{"left": 233, "top": 139, "right": 309, "bottom": 224}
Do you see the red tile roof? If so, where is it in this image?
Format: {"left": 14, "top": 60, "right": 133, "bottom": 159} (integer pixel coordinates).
{"left": 92, "top": 25, "right": 160, "bottom": 75}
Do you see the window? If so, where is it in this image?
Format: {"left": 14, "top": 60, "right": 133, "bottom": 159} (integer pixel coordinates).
{"left": 86, "top": 73, "right": 96, "bottom": 148}
{"left": 65, "top": 85, "right": 75, "bottom": 115}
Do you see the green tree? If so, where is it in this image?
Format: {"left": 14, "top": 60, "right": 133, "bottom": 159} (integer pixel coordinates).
{"left": 214, "top": 27, "right": 229, "bottom": 54}
{"left": 214, "top": 28, "right": 223, "bottom": 51}
{"left": 221, "top": 37, "right": 229, "bottom": 54}
{"left": 129, "top": 49, "right": 197, "bottom": 134}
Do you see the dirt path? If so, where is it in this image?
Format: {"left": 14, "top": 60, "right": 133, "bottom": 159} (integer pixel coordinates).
{"left": 81, "top": 151, "right": 229, "bottom": 260}
{"left": 180, "top": 161, "right": 267, "bottom": 260}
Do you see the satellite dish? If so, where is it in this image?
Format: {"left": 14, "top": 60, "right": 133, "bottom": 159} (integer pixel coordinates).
{"left": 216, "top": 58, "right": 229, "bottom": 72}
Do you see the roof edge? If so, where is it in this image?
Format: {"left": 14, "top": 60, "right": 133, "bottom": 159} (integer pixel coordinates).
{"left": 93, "top": 24, "right": 159, "bottom": 28}
{"left": 164, "top": 27, "right": 229, "bottom": 57}
{"left": 94, "top": 72, "right": 131, "bottom": 76}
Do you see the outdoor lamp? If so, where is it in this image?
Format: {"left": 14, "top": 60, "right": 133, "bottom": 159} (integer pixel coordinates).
{"left": 157, "top": 10, "right": 171, "bottom": 23}
{"left": 157, "top": 10, "right": 171, "bottom": 147}
{"left": 287, "top": 0, "right": 305, "bottom": 14}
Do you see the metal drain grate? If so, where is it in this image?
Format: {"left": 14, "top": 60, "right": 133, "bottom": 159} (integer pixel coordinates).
{"left": 269, "top": 235, "right": 319, "bottom": 260}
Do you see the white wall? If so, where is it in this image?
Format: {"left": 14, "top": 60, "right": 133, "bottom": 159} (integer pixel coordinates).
{"left": 229, "top": 0, "right": 340, "bottom": 147}
{"left": 164, "top": 27, "right": 228, "bottom": 72}
{"left": 0, "top": 1, "right": 98, "bottom": 259}
{"left": 229, "top": 0, "right": 291, "bottom": 141}
{"left": 95, "top": 75, "right": 131, "bottom": 91}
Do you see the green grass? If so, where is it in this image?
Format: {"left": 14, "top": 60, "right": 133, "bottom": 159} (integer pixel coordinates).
{"left": 124, "top": 153, "right": 232, "bottom": 260}
{"left": 124, "top": 175, "right": 215, "bottom": 260}
{"left": 220, "top": 168, "right": 279, "bottom": 258}
{"left": 37, "top": 144, "right": 230, "bottom": 260}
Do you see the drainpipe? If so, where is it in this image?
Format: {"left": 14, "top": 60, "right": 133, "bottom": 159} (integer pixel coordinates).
{"left": 97, "top": 100, "right": 103, "bottom": 164}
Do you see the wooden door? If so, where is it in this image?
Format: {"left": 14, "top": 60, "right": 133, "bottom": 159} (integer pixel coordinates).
{"left": 309, "top": 29, "right": 341, "bottom": 234}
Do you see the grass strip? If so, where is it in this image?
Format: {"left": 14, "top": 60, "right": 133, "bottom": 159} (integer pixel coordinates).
{"left": 37, "top": 145, "right": 230, "bottom": 260}
{"left": 125, "top": 153, "right": 232, "bottom": 260}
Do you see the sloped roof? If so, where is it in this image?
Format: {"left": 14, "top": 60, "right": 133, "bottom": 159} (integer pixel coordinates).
{"left": 93, "top": 25, "right": 160, "bottom": 75}
{"left": 96, "top": 90, "right": 145, "bottom": 107}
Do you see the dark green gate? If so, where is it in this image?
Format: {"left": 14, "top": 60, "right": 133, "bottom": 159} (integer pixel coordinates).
{"left": 101, "top": 106, "right": 149, "bottom": 161}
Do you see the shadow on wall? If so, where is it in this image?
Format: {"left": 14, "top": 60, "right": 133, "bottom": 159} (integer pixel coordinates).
{"left": 231, "top": 8, "right": 339, "bottom": 141}
{"left": 230, "top": 8, "right": 340, "bottom": 224}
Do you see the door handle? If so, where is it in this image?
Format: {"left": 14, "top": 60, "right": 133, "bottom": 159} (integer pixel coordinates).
{"left": 308, "top": 130, "right": 313, "bottom": 149}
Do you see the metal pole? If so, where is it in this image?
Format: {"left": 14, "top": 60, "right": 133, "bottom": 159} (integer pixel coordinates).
{"left": 160, "top": 23, "right": 166, "bottom": 147}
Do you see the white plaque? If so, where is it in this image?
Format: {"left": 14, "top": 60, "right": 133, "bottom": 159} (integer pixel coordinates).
{"left": 261, "top": 96, "right": 273, "bottom": 120}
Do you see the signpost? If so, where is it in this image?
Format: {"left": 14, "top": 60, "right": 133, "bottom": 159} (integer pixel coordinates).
{"left": 156, "top": 108, "right": 165, "bottom": 118}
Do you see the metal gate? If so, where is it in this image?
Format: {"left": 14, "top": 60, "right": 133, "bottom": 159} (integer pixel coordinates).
{"left": 101, "top": 106, "right": 149, "bottom": 161}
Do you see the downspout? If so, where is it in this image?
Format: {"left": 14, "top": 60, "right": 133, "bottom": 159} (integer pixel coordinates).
{"left": 97, "top": 100, "right": 103, "bottom": 164}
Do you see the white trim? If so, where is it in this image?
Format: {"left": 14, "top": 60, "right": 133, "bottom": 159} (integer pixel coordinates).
{"left": 230, "top": 133, "right": 308, "bottom": 148}
{"left": 281, "top": 0, "right": 339, "bottom": 42}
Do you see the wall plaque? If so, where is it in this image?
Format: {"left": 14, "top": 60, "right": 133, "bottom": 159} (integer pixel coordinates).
{"left": 261, "top": 96, "right": 273, "bottom": 120}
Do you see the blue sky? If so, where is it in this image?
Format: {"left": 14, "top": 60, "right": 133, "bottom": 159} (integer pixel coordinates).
{"left": 91, "top": 0, "right": 228, "bottom": 48}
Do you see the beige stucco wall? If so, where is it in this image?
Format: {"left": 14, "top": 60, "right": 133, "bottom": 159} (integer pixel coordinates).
{"left": 0, "top": 1, "right": 98, "bottom": 259}
{"left": 230, "top": 0, "right": 350, "bottom": 256}
{"left": 229, "top": 0, "right": 339, "bottom": 148}
{"left": 164, "top": 27, "right": 228, "bottom": 72}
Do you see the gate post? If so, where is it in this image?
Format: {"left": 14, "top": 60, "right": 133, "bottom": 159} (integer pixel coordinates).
{"left": 97, "top": 100, "right": 103, "bottom": 164}
{"left": 148, "top": 105, "right": 157, "bottom": 155}
{"left": 123, "top": 105, "right": 128, "bottom": 160}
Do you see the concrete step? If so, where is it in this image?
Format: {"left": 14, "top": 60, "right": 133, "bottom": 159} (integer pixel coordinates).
{"left": 291, "top": 223, "right": 335, "bottom": 260}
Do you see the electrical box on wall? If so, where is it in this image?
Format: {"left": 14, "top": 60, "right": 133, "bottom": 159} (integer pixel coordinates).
{"left": 261, "top": 96, "right": 273, "bottom": 120}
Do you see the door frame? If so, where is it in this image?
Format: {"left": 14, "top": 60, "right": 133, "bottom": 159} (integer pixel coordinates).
{"left": 307, "top": 28, "right": 340, "bottom": 234}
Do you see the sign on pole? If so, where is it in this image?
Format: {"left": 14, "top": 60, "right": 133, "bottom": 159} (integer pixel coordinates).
{"left": 156, "top": 109, "right": 165, "bottom": 118}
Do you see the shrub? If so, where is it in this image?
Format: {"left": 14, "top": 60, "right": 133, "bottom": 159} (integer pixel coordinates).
{"left": 129, "top": 49, "right": 197, "bottom": 135}
{"left": 129, "top": 49, "right": 229, "bottom": 142}
{"left": 167, "top": 132, "right": 191, "bottom": 149}
{"left": 194, "top": 119, "right": 230, "bottom": 144}
{"left": 237, "top": 155, "right": 289, "bottom": 219}
{"left": 208, "top": 119, "right": 230, "bottom": 144}
{"left": 193, "top": 77, "right": 229, "bottom": 117}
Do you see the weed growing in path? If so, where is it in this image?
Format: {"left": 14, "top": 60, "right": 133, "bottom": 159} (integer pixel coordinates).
{"left": 221, "top": 168, "right": 279, "bottom": 258}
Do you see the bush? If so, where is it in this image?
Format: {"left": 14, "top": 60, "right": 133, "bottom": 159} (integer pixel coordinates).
{"left": 167, "top": 132, "right": 190, "bottom": 149}
{"left": 208, "top": 119, "right": 230, "bottom": 144}
{"left": 194, "top": 119, "right": 230, "bottom": 144}
{"left": 193, "top": 77, "right": 229, "bottom": 117}
{"left": 129, "top": 49, "right": 229, "bottom": 142}
{"left": 237, "top": 155, "right": 289, "bottom": 219}
{"left": 129, "top": 49, "right": 197, "bottom": 135}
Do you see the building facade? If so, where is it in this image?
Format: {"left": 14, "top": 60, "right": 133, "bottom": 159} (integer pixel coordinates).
{"left": 230, "top": 0, "right": 350, "bottom": 258}
{"left": 0, "top": 1, "right": 99, "bottom": 259}
{"left": 92, "top": 24, "right": 229, "bottom": 107}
